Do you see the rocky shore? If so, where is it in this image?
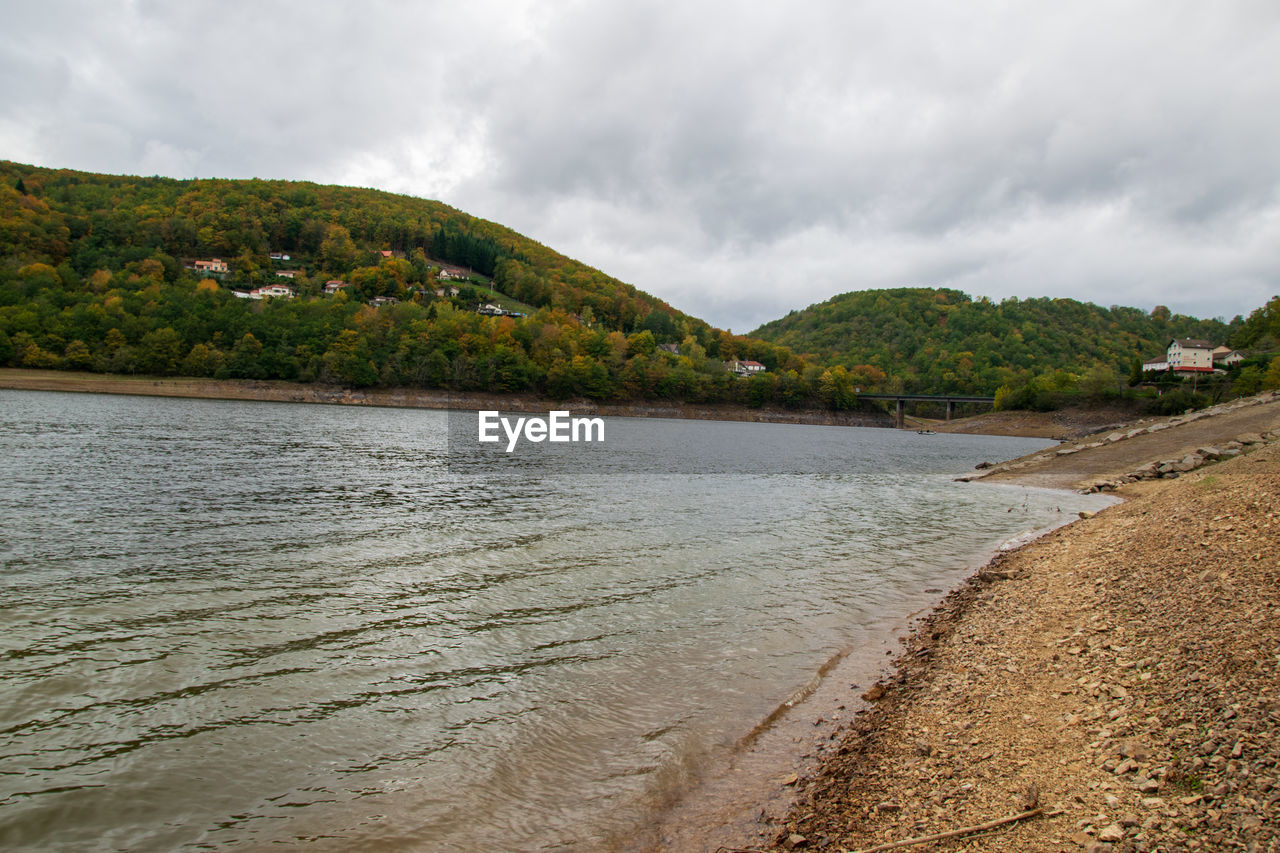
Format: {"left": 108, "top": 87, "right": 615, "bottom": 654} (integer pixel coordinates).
{"left": 735, "top": 393, "right": 1280, "bottom": 853}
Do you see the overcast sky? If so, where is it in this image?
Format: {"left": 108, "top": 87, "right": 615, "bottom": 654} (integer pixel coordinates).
{"left": 3, "top": 1, "right": 1279, "bottom": 331}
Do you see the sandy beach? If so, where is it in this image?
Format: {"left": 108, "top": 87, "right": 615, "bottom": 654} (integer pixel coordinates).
{"left": 706, "top": 392, "right": 1280, "bottom": 853}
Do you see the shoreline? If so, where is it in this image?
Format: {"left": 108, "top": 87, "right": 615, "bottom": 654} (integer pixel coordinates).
{"left": 740, "top": 396, "right": 1280, "bottom": 852}
{"left": 0, "top": 368, "right": 895, "bottom": 430}
{"left": 635, "top": 491, "right": 1119, "bottom": 853}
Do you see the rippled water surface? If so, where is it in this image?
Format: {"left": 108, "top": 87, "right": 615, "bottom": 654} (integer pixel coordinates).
{"left": 0, "top": 390, "right": 1109, "bottom": 851}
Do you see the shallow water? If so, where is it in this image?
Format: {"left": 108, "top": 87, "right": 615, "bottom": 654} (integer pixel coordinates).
{"left": 0, "top": 390, "right": 1110, "bottom": 851}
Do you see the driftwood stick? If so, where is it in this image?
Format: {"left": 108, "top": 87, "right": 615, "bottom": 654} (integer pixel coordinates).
{"left": 850, "top": 806, "right": 1045, "bottom": 853}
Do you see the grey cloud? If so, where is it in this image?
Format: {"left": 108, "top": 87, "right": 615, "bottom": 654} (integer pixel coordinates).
{"left": 2, "top": 1, "right": 1277, "bottom": 331}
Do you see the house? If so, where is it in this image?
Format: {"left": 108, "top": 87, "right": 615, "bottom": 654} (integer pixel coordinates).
{"left": 1213, "top": 349, "right": 1245, "bottom": 367}
{"left": 275, "top": 269, "right": 300, "bottom": 279}
{"left": 244, "top": 284, "right": 294, "bottom": 299}
{"left": 269, "top": 252, "right": 291, "bottom": 261}
{"left": 1142, "top": 355, "right": 1170, "bottom": 373}
{"left": 192, "top": 258, "right": 229, "bottom": 275}
{"left": 728, "top": 359, "right": 767, "bottom": 376}
{"left": 437, "top": 265, "right": 470, "bottom": 280}
{"left": 658, "top": 343, "right": 680, "bottom": 355}
{"left": 369, "top": 296, "right": 399, "bottom": 307}
{"left": 477, "top": 303, "right": 506, "bottom": 316}
{"left": 324, "top": 280, "right": 347, "bottom": 294}
{"left": 434, "top": 285, "right": 460, "bottom": 297}
{"left": 378, "top": 250, "right": 394, "bottom": 260}
{"left": 1167, "top": 339, "right": 1215, "bottom": 373}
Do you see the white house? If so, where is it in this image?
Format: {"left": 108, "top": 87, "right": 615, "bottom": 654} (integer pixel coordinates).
{"left": 192, "top": 258, "right": 229, "bottom": 275}
{"left": 324, "top": 279, "right": 347, "bottom": 294}
{"left": 1213, "top": 349, "right": 1245, "bottom": 367}
{"left": 241, "top": 284, "right": 294, "bottom": 300}
{"left": 275, "top": 269, "right": 300, "bottom": 279}
{"left": 1167, "top": 339, "right": 1214, "bottom": 373}
{"left": 1142, "top": 356, "right": 1169, "bottom": 373}
{"left": 437, "top": 265, "right": 470, "bottom": 280}
{"left": 728, "top": 359, "right": 767, "bottom": 376}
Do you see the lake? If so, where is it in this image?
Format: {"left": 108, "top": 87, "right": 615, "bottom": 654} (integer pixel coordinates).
{"left": 0, "top": 390, "right": 1110, "bottom": 851}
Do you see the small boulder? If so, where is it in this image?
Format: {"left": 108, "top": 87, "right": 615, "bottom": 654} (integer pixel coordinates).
{"left": 1098, "top": 822, "right": 1125, "bottom": 842}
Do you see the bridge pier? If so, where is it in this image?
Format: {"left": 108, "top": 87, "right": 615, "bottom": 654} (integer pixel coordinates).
{"left": 946, "top": 400, "right": 955, "bottom": 421}
{"left": 896, "top": 399, "right": 905, "bottom": 429}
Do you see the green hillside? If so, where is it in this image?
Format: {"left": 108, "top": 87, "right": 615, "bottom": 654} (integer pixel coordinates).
{"left": 5, "top": 161, "right": 1274, "bottom": 410}
{"left": 0, "top": 161, "right": 807, "bottom": 402}
{"left": 751, "top": 287, "right": 1241, "bottom": 396}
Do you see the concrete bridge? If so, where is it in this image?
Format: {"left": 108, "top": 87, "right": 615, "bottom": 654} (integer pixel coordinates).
{"left": 857, "top": 393, "right": 997, "bottom": 428}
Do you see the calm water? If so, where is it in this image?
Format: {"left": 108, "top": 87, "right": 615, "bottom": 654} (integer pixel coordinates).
{"left": 0, "top": 390, "right": 1109, "bottom": 851}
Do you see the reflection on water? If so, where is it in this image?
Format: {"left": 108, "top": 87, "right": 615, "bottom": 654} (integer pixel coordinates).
{"left": 0, "top": 390, "right": 1109, "bottom": 851}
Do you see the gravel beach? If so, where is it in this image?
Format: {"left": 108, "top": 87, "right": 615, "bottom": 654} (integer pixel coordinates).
{"left": 742, "top": 393, "right": 1280, "bottom": 853}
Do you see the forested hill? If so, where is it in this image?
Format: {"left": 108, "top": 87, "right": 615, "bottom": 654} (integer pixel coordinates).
{"left": 0, "top": 160, "right": 683, "bottom": 331}
{"left": 751, "top": 287, "right": 1234, "bottom": 395}
{"left": 0, "top": 161, "right": 806, "bottom": 402}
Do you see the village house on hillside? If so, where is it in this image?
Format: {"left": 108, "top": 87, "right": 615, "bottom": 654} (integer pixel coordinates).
{"left": 324, "top": 280, "right": 347, "bottom": 295}
{"left": 234, "top": 284, "right": 294, "bottom": 300}
{"left": 476, "top": 303, "right": 524, "bottom": 317}
{"left": 1167, "top": 338, "right": 1215, "bottom": 372}
{"left": 727, "top": 359, "right": 767, "bottom": 376}
{"left": 436, "top": 265, "right": 471, "bottom": 280}
{"left": 1213, "top": 345, "right": 1245, "bottom": 367}
{"left": 1143, "top": 355, "right": 1170, "bottom": 373}
{"left": 1144, "top": 339, "right": 1247, "bottom": 375}
{"left": 189, "top": 258, "right": 229, "bottom": 275}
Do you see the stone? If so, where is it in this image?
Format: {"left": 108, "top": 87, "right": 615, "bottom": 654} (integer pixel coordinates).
{"left": 1135, "top": 776, "right": 1160, "bottom": 793}
{"left": 1121, "top": 741, "right": 1150, "bottom": 761}
{"left": 1098, "top": 822, "right": 1125, "bottom": 842}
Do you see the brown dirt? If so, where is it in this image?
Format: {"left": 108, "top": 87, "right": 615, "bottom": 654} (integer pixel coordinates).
{"left": 732, "top": 400, "right": 1280, "bottom": 853}
{"left": 972, "top": 394, "right": 1280, "bottom": 491}
{"left": 921, "top": 407, "right": 1145, "bottom": 440}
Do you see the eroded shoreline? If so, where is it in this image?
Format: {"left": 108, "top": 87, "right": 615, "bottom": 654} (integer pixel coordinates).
{"left": 0, "top": 368, "right": 893, "bottom": 429}
{"left": 739, "top": 394, "right": 1280, "bottom": 852}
